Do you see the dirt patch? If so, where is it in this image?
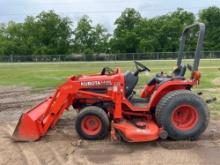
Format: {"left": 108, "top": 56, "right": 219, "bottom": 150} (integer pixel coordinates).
{"left": 0, "top": 86, "right": 220, "bottom": 165}
{"left": 212, "top": 77, "right": 220, "bottom": 86}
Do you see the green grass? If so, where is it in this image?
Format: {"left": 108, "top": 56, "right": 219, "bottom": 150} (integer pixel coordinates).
{"left": 0, "top": 59, "right": 219, "bottom": 115}
{"left": 0, "top": 59, "right": 219, "bottom": 89}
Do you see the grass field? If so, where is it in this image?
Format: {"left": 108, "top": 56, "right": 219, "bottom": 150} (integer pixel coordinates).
{"left": 1, "top": 59, "right": 219, "bottom": 116}
{"left": 0, "top": 59, "right": 220, "bottom": 89}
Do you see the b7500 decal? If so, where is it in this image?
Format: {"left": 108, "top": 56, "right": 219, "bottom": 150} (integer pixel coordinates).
{"left": 80, "top": 80, "right": 112, "bottom": 87}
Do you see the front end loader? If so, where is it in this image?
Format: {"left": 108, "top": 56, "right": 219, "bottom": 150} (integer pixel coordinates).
{"left": 12, "top": 23, "right": 209, "bottom": 142}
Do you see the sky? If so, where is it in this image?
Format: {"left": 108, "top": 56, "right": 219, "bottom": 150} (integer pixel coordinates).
{"left": 0, "top": 0, "right": 219, "bottom": 32}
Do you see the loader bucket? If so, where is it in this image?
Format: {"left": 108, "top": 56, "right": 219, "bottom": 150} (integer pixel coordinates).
{"left": 12, "top": 97, "right": 53, "bottom": 141}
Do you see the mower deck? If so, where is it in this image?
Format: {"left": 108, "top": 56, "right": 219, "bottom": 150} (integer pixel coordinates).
{"left": 112, "top": 118, "right": 160, "bottom": 142}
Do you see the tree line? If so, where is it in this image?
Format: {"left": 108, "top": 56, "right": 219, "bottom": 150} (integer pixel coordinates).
{"left": 0, "top": 6, "right": 220, "bottom": 56}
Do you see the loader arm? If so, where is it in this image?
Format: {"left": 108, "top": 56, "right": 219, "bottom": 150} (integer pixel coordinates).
{"left": 12, "top": 76, "right": 124, "bottom": 141}
{"left": 42, "top": 84, "right": 76, "bottom": 131}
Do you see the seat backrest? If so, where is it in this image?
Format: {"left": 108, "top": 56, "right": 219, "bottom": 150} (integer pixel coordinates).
{"left": 172, "top": 64, "right": 186, "bottom": 77}
{"left": 124, "top": 71, "right": 138, "bottom": 97}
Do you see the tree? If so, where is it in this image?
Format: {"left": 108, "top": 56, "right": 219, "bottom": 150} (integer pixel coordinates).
{"left": 1, "top": 7, "right": 220, "bottom": 58}
{"left": 0, "top": 21, "right": 23, "bottom": 55}
{"left": 22, "top": 16, "right": 39, "bottom": 55}
{"left": 199, "top": 6, "right": 220, "bottom": 50}
{"left": 0, "top": 10, "right": 73, "bottom": 56}
{"left": 135, "top": 8, "right": 195, "bottom": 52}
{"left": 73, "top": 16, "right": 110, "bottom": 56}
{"left": 111, "top": 8, "right": 195, "bottom": 54}
{"left": 135, "top": 18, "right": 161, "bottom": 52}
{"left": 73, "top": 16, "right": 94, "bottom": 54}
{"left": 111, "top": 8, "right": 142, "bottom": 53}
{"left": 92, "top": 24, "right": 110, "bottom": 54}
{"left": 33, "top": 10, "right": 72, "bottom": 55}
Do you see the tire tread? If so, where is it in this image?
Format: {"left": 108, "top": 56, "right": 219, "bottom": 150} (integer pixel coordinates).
{"left": 155, "top": 90, "right": 209, "bottom": 140}
{"left": 75, "top": 106, "right": 109, "bottom": 140}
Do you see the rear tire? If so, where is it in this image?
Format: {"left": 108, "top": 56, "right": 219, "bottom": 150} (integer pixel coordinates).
{"left": 155, "top": 90, "right": 209, "bottom": 140}
{"left": 75, "top": 106, "right": 109, "bottom": 140}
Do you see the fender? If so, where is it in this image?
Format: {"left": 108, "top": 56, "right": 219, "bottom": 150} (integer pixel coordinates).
{"left": 140, "top": 84, "right": 156, "bottom": 98}
{"left": 148, "top": 80, "right": 194, "bottom": 109}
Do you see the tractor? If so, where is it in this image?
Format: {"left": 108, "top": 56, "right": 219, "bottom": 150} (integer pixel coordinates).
{"left": 12, "top": 23, "right": 209, "bottom": 142}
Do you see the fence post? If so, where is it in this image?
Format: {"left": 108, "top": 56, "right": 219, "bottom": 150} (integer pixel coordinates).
{"left": 114, "top": 54, "right": 117, "bottom": 65}
{"left": 10, "top": 55, "right": 13, "bottom": 62}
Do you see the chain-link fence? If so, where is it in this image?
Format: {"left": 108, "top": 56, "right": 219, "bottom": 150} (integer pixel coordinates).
{"left": 0, "top": 51, "right": 220, "bottom": 62}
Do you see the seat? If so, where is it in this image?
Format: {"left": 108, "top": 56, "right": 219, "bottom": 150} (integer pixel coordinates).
{"left": 172, "top": 64, "right": 186, "bottom": 77}
{"left": 124, "top": 71, "right": 138, "bottom": 98}
{"left": 147, "top": 76, "right": 171, "bottom": 86}
{"left": 147, "top": 64, "right": 186, "bottom": 86}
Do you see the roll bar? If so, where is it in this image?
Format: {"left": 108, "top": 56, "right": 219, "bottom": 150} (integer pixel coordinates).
{"left": 177, "top": 23, "right": 205, "bottom": 71}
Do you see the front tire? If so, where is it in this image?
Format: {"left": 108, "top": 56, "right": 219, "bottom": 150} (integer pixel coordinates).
{"left": 75, "top": 106, "right": 109, "bottom": 140}
{"left": 155, "top": 90, "right": 209, "bottom": 140}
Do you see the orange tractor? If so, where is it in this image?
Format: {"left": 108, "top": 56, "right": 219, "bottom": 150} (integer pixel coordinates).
{"left": 12, "top": 23, "right": 209, "bottom": 142}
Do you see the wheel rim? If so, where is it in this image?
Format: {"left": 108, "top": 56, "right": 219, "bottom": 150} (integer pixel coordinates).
{"left": 171, "top": 104, "right": 199, "bottom": 131}
{"left": 81, "top": 115, "right": 102, "bottom": 136}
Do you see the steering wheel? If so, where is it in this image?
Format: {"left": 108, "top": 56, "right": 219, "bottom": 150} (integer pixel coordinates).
{"left": 134, "top": 61, "right": 151, "bottom": 76}
{"left": 101, "top": 67, "right": 114, "bottom": 75}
